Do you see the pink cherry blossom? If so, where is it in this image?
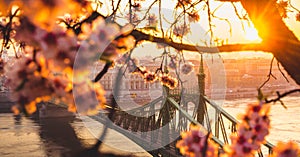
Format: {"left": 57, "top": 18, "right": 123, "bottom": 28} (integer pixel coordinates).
{"left": 222, "top": 102, "right": 271, "bottom": 157}
{"left": 181, "top": 62, "right": 194, "bottom": 75}
{"left": 270, "top": 141, "right": 300, "bottom": 157}
{"left": 176, "top": 125, "right": 218, "bottom": 157}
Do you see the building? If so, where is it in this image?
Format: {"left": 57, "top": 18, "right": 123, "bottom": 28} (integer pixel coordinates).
{"left": 93, "top": 56, "right": 298, "bottom": 101}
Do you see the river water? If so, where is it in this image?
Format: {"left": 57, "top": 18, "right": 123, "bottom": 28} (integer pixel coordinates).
{"left": 0, "top": 113, "right": 152, "bottom": 157}
{"left": 222, "top": 96, "right": 300, "bottom": 145}
{"left": 0, "top": 96, "right": 299, "bottom": 157}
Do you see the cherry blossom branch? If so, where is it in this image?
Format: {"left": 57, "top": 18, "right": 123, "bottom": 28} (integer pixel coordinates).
{"left": 93, "top": 61, "right": 113, "bottom": 82}
{"left": 131, "top": 29, "right": 268, "bottom": 52}
{"left": 217, "top": 0, "right": 240, "bottom": 2}
{"left": 2, "top": 8, "right": 20, "bottom": 48}
{"left": 73, "top": 11, "right": 104, "bottom": 35}
{"left": 64, "top": 9, "right": 270, "bottom": 55}
{"left": 81, "top": 69, "right": 122, "bottom": 157}
{"left": 134, "top": 0, "right": 158, "bottom": 25}
{"left": 59, "top": 5, "right": 299, "bottom": 87}
{"left": 166, "top": 0, "right": 203, "bottom": 37}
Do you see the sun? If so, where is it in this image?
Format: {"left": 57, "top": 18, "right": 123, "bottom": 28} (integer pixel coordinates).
{"left": 245, "top": 27, "right": 262, "bottom": 42}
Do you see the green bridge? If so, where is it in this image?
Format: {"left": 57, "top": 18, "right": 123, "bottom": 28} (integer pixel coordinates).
{"left": 91, "top": 56, "right": 274, "bottom": 157}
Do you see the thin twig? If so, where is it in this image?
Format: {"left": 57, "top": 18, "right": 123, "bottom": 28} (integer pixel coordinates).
{"left": 206, "top": 0, "right": 214, "bottom": 44}
{"left": 277, "top": 61, "right": 289, "bottom": 83}
{"left": 211, "top": 14, "right": 232, "bottom": 37}
{"left": 288, "top": 0, "right": 300, "bottom": 12}
{"left": 231, "top": 2, "right": 248, "bottom": 32}
{"left": 134, "top": 0, "right": 158, "bottom": 26}
{"left": 158, "top": 0, "right": 164, "bottom": 39}
{"left": 264, "top": 89, "right": 300, "bottom": 108}
{"left": 259, "top": 57, "right": 277, "bottom": 89}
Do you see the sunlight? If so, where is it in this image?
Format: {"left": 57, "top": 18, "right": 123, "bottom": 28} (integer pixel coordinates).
{"left": 245, "top": 27, "right": 261, "bottom": 42}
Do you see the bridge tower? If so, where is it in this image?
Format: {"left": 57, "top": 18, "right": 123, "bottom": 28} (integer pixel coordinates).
{"left": 197, "top": 54, "right": 206, "bottom": 124}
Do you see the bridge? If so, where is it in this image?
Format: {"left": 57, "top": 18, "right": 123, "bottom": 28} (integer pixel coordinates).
{"left": 90, "top": 56, "right": 274, "bottom": 157}
{"left": 91, "top": 90, "right": 274, "bottom": 156}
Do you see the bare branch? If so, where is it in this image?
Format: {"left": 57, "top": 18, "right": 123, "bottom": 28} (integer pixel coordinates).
{"left": 277, "top": 61, "right": 289, "bottom": 83}
{"left": 259, "top": 57, "right": 276, "bottom": 89}
{"left": 264, "top": 89, "right": 300, "bottom": 108}
{"left": 211, "top": 13, "right": 232, "bottom": 37}
{"left": 206, "top": 0, "right": 214, "bottom": 44}
{"left": 109, "top": 0, "right": 123, "bottom": 20}
{"left": 134, "top": 0, "right": 158, "bottom": 25}
{"left": 288, "top": 0, "right": 300, "bottom": 12}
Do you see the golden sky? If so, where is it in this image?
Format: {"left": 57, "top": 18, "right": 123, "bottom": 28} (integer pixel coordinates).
{"left": 99, "top": 0, "right": 300, "bottom": 45}
{"left": 6, "top": 0, "right": 299, "bottom": 59}
{"left": 123, "top": 0, "right": 299, "bottom": 60}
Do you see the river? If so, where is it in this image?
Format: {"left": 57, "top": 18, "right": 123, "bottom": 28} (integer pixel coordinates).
{"left": 0, "top": 96, "right": 299, "bottom": 156}
{"left": 0, "top": 113, "right": 152, "bottom": 157}
{"left": 222, "top": 96, "right": 300, "bottom": 145}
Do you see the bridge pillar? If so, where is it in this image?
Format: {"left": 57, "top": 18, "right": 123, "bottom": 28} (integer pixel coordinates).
{"left": 197, "top": 54, "right": 206, "bottom": 124}
{"left": 161, "top": 86, "right": 171, "bottom": 149}
{"left": 162, "top": 57, "right": 172, "bottom": 149}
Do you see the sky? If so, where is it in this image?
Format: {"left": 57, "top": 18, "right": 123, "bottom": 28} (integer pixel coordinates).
{"left": 126, "top": 0, "right": 300, "bottom": 60}
{"left": 4, "top": 0, "right": 300, "bottom": 60}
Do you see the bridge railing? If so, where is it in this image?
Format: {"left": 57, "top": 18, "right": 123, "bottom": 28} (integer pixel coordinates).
{"left": 203, "top": 96, "right": 274, "bottom": 156}
{"left": 167, "top": 97, "right": 225, "bottom": 147}
{"left": 167, "top": 95, "right": 273, "bottom": 156}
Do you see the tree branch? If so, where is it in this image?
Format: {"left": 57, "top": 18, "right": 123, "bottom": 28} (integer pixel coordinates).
{"left": 131, "top": 29, "right": 268, "bottom": 53}
{"left": 70, "top": 9, "right": 269, "bottom": 54}
{"left": 93, "top": 61, "right": 113, "bottom": 82}
{"left": 73, "top": 11, "right": 104, "bottom": 35}
{"left": 259, "top": 57, "right": 277, "bottom": 89}
{"left": 264, "top": 89, "right": 300, "bottom": 108}
{"left": 217, "top": 0, "right": 240, "bottom": 2}
{"left": 66, "top": 3, "right": 300, "bottom": 85}
{"left": 214, "top": 0, "right": 300, "bottom": 85}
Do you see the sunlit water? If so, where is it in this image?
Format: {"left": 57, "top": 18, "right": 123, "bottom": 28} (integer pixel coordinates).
{"left": 0, "top": 113, "right": 151, "bottom": 157}
{"left": 0, "top": 96, "right": 299, "bottom": 156}
{"left": 222, "top": 96, "right": 300, "bottom": 145}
